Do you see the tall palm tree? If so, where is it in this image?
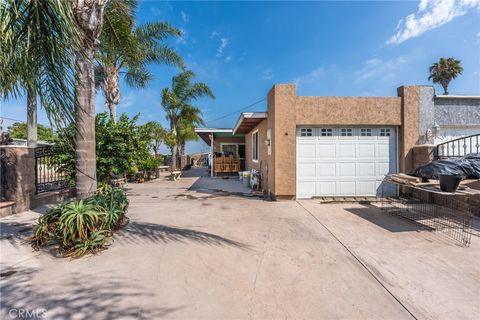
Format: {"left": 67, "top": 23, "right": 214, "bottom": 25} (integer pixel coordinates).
{"left": 0, "top": 0, "right": 78, "bottom": 135}
{"left": 428, "top": 58, "right": 463, "bottom": 95}
{"left": 96, "top": 0, "right": 184, "bottom": 121}
{"left": 70, "top": 0, "right": 108, "bottom": 198}
{"left": 161, "top": 71, "right": 214, "bottom": 170}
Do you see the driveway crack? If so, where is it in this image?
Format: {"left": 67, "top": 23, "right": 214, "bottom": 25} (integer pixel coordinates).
{"left": 248, "top": 242, "right": 267, "bottom": 320}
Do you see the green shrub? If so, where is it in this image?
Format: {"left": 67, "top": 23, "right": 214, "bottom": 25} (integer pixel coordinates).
{"left": 138, "top": 153, "right": 162, "bottom": 172}
{"left": 31, "top": 186, "right": 129, "bottom": 258}
{"left": 52, "top": 112, "right": 153, "bottom": 184}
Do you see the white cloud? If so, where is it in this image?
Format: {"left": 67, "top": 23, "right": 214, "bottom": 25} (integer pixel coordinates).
{"left": 294, "top": 67, "right": 326, "bottom": 86}
{"left": 216, "top": 37, "right": 228, "bottom": 57}
{"left": 181, "top": 10, "right": 189, "bottom": 23}
{"left": 387, "top": 0, "right": 480, "bottom": 45}
{"left": 355, "top": 56, "right": 407, "bottom": 83}
{"left": 210, "top": 31, "right": 220, "bottom": 39}
{"left": 118, "top": 93, "right": 136, "bottom": 109}
{"left": 225, "top": 54, "right": 232, "bottom": 62}
{"left": 262, "top": 69, "right": 274, "bottom": 80}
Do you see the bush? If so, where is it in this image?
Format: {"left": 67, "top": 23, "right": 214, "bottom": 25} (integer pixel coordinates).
{"left": 52, "top": 112, "right": 153, "bottom": 184}
{"left": 138, "top": 154, "right": 162, "bottom": 172}
{"left": 31, "top": 185, "right": 129, "bottom": 258}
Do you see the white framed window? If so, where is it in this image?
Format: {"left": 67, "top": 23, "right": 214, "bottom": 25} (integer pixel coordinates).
{"left": 252, "top": 130, "right": 258, "bottom": 162}
{"left": 379, "top": 128, "right": 391, "bottom": 136}
{"left": 340, "top": 128, "right": 353, "bottom": 136}
{"left": 360, "top": 128, "right": 372, "bottom": 136}
{"left": 300, "top": 128, "right": 313, "bottom": 137}
{"left": 320, "top": 128, "right": 333, "bottom": 136}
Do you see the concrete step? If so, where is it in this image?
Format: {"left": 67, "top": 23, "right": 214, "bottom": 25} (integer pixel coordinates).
{"left": 0, "top": 201, "right": 15, "bottom": 218}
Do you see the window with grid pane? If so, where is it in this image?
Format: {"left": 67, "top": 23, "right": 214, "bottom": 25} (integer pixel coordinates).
{"left": 360, "top": 128, "right": 372, "bottom": 136}
{"left": 379, "top": 128, "right": 391, "bottom": 136}
{"left": 300, "top": 128, "right": 313, "bottom": 137}
{"left": 341, "top": 128, "right": 352, "bottom": 136}
{"left": 321, "top": 128, "right": 333, "bottom": 136}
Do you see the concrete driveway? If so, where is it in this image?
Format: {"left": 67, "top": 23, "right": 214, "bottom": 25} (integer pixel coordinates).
{"left": 1, "top": 172, "right": 479, "bottom": 319}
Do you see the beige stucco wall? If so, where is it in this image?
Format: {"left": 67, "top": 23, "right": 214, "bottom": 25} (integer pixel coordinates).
{"left": 249, "top": 83, "right": 420, "bottom": 199}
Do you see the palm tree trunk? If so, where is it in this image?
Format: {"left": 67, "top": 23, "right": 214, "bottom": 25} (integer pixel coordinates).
{"left": 27, "top": 84, "right": 37, "bottom": 148}
{"left": 71, "top": 0, "right": 107, "bottom": 198}
{"left": 75, "top": 49, "right": 97, "bottom": 198}
{"left": 171, "top": 122, "right": 178, "bottom": 170}
{"left": 103, "top": 66, "right": 120, "bottom": 121}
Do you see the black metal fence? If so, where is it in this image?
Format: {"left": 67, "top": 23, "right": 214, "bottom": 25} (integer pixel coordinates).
{"left": 35, "top": 146, "right": 70, "bottom": 194}
{"left": 435, "top": 134, "right": 480, "bottom": 160}
{"left": 381, "top": 184, "right": 473, "bottom": 247}
{"left": 0, "top": 149, "right": 6, "bottom": 201}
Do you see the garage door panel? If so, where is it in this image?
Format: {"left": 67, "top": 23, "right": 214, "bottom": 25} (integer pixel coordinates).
{"left": 338, "top": 181, "right": 356, "bottom": 195}
{"left": 357, "top": 181, "right": 376, "bottom": 195}
{"left": 318, "top": 144, "right": 336, "bottom": 158}
{"left": 357, "top": 144, "right": 375, "bottom": 158}
{"left": 318, "top": 163, "right": 336, "bottom": 177}
{"left": 358, "top": 162, "right": 375, "bottom": 176}
{"left": 297, "top": 126, "right": 397, "bottom": 198}
{"left": 297, "top": 162, "right": 316, "bottom": 178}
{"left": 297, "top": 181, "right": 316, "bottom": 198}
{"left": 317, "top": 181, "right": 336, "bottom": 196}
{"left": 377, "top": 143, "right": 391, "bottom": 158}
{"left": 337, "top": 144, "right": 356, "bottom": 158}
{"left": 297, "top": 142, "right": 316, "bottom": 159}
{"left": 337, "top": 162, "right": 356, "bottom": 177}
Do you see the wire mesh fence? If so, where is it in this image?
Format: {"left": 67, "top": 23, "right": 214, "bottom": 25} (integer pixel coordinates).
{"left": 381, "top": 184, "right": 473, "bottom": 247}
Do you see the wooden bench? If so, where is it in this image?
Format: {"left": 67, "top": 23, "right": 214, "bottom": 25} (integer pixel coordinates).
{"left": 112, "top": 178, "right": 126, "bottom": 187}
{"left": 158, "top": 166, "right": 170, "bottom": 172}
{"left": 170, "top": 171, "right": 182, "bottom": 181}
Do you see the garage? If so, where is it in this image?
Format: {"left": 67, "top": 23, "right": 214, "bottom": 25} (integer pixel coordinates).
{"left": 296, "top": 127, "right": 397, "bottom": 198}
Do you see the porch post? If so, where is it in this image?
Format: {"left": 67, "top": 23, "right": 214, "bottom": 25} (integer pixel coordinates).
{"left": 210, "top": 133, "right": 214, "bottom": 177}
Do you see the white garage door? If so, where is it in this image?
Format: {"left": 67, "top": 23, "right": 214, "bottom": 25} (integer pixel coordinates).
{"left": 296, "top": 127, "right": 397, "bottom": 198}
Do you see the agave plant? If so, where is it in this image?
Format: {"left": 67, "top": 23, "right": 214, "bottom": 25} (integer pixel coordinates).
{"left": 31, "top": 186, "right": 129, "bottom": 257}
{"left": 57, "top": 200, "right": 107, "bottom": 247}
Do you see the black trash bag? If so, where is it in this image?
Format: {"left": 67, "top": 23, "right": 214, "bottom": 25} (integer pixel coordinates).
{"left": 409, "top": 153, "right": 480, "bottom": 180}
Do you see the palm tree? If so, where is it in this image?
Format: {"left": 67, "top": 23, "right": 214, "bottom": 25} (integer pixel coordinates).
{"left": 428, "top": 58, "right": 463, "bottom": 95}
{"left": 161, "top": 71, "right": 214, "bottom": 170}
{"left": 177, "top": 105, "right": 204, "bottom": 157}
{"left": 96, "top": 0, "right": 184, "bottom": 121}
{"left": 70, "top": 0, "right": 108, "bottom": 198}
{"left": 0, "top": 0, "right": 78, "bottom": 143}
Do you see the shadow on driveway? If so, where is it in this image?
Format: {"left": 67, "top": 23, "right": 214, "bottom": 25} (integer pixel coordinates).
{"left": 0, "top": 266, "right": 184, "bottom": 320}
{"left": 117, "top": 222, "right": 250, "bottom": 249}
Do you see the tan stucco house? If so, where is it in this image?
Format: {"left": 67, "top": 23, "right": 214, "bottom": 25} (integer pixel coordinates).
{"left": 196, "top": 84, "right": 480, "bottom": 199}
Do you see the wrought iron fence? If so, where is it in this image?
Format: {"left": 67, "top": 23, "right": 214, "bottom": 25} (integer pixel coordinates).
{"left": 35, "top": 146, "right": 70, "bottom": 194}
{"left": 0, "top": 148, "right": 6, "bottom": 201}
{"left": 435, "top": 134, "right": 480, "bottom": 160}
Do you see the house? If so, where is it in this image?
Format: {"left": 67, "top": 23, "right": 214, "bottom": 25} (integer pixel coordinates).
{"left": 196, "top": 84, "right": 480, "bottom": 199}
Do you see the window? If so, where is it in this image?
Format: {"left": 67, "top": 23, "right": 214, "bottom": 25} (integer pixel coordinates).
{"left": 252, "top": 131, "right": 258, "bottom": 161}
{"left": 360, "top": 128, "right": 372, "bottom": 136}
{"left": 221, "top": 144, "right": 237, "bottom": 156}
{"left": 340, "top": 128, "right": 353, "bottom": 136}
{"left": 320, "top": 128, "right": 333, "bottom": 136}
{"left": 300, "top": 128, "right": 313, "bottom": 137}
{"left": 379, "top": 128, "right": 391, "bottom": 136}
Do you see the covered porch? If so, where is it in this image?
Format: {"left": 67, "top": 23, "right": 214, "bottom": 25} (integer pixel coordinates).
{"left": 195, "top": 128, "right": 246, "bottom": 176}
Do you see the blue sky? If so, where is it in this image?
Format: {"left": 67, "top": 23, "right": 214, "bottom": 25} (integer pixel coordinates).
{"left": 1, "top": 0, "right": 479, "bottom": 153}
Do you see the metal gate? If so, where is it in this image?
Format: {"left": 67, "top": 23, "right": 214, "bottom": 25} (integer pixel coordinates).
{"left": 35, "top": 146, "right": 70, "bottom": 194}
